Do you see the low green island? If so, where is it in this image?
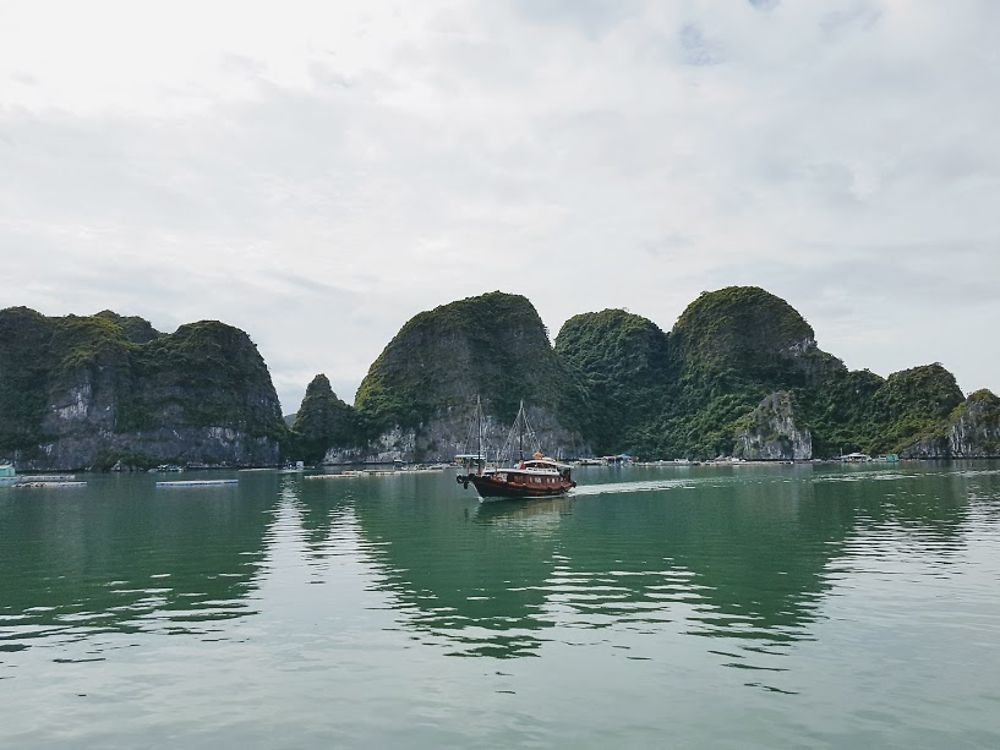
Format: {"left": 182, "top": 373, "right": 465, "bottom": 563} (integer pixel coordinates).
{"left": 1, "top": 286, "right": 998, "bottom": 470}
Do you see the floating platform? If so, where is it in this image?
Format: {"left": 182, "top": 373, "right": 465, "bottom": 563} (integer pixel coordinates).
{"left": 155, "top": 479, "right": 239, "bottom": 488}
{"left": 13, "top": 481, "right": 87, "bottom": 489}
{"left": 306, "top": 465, "right": 451, "bottom": 480}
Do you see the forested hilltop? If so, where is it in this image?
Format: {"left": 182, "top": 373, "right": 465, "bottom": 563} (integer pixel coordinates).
{"left": 0, "top": 307, "right": 284, "bottom": 470}
{"left": 555, "top": 287, "right": 993, "bottom": 460}
{"left": 3, "top": 286, "right": 997, "bottom": 470}
{"left": 300, "top": 291, "right": 585, "bottom": 464}
{"left": 293, "top": 287, "right": 999, "bottom": 463}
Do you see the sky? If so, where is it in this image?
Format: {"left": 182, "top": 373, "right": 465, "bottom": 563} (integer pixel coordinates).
{"left": 1, "top": 0, "right": 998, "bottom": 413}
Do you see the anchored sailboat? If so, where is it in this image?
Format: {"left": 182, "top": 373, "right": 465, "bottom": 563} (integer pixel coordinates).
{"left": 457, "top": 399, "right": 576, "bottom": 500}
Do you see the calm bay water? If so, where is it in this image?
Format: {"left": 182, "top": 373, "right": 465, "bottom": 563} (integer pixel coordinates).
{"left": 1, "top": 463, "right": 999, "bottom": 748}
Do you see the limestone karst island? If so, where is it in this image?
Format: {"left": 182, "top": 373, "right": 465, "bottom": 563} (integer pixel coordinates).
{"left": 1, "top": 286, "right": 997, "bottom": 473}
{"left": 7, "top": 2, "right": 1000, "bottom": 746}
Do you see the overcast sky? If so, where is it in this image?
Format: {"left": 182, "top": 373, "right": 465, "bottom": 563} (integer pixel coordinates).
{"left": 2, "top": 1, "right": 998, "bottom": 412}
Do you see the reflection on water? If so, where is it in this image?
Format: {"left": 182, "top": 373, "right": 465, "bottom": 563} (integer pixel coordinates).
{"left": 344, "top": 464, "right": 996, "bottom": 673}
{"left": 1, "top": 462, "right": 999, "bottom": 746}
{"left": 1, "top": 465, "right": 995, "bottom": 665}
{"left": 0, "top": 474, "right": 279, "bottom": 662}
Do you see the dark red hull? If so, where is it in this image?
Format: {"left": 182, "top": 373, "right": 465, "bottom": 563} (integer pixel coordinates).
{"left": 458, "top": 473, "right": 575, "bottom": 499}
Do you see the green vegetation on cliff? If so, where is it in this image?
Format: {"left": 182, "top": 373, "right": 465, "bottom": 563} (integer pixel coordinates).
{"left": 552, "top": 286, "right": 979, "bottom": 460}
{"left": 647, "top": 287, "right": 843, "bottom": 458}
{"left": 93, "top": 310, "right": 161, "bottom": 344}
{"left": 555, "top": 309, "right": 669, "bottom": 455}
{"left": 289, "top": 374, "right": 358, "bottom": 463}
{"left": 121, "top": 320, "right": 285, "bottom": 437}
{"left": 0, "top": 308, "right": 284, "bottom": 461}
{"left": 869, "top": 364, "right": 964, "bottom": 453}
{"left": 671, "top": 286, "right": 818, "bottom": 379}
{"left": 0, "top": 307, "right": 56, "bottom": 451}
{"left": 799, "top": 368, "right": 886, "bottom": 456}
{"left": 4, "top": 287, "right": 988, "bottom": 466}
{"left": 355, "top": 291, "right": 579, "bottom": 436}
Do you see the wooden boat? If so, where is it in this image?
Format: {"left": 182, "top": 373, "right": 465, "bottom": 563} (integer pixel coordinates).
{"left": 459, "top": 457, "right": 576, "bottom": 499}
{"left": 456, "top": 399, "right": 576, "bottom": 500}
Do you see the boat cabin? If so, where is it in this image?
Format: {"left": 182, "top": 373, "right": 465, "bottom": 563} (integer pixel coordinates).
{"left": 489, "top": 458, "right": 573, "bottom": 484}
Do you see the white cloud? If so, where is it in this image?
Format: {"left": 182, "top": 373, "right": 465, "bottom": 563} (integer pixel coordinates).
{"left": 1, "top": 0, "right": 998, "bottom": 411}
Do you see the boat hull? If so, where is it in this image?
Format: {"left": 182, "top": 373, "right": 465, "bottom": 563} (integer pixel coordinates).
{"left": 459, "top": 473, "right": 575, "bottom": 500}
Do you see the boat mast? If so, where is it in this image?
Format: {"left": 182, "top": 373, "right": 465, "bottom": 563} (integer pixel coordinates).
{"left": 518, "top": 399, "right": 524, "bottom": 461}
{"left": 477, "top": 395, "right": 483, "bottom": 475}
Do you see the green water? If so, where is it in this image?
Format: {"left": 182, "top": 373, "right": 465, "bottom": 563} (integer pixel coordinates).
{"left": 1, "top": 463, "right": 999, "bottom": 748}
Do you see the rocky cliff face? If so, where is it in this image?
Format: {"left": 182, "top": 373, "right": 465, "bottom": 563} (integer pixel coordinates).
{"left": 550, "top": 286, "right": 989, "bottom": 460}
{"left": 948, "top": 390, "right": 1000, "bottom": 457}
{"left": 733, "top": 391, "right": 813, "bottom": 460}
{"left": 290, "top": 374, "right": 358, "bottom": 463}
{"left": 7, "top": 288, "right": 991, "bottom": 469}
{"left": 0, "top": 308, "right": 283, "bottom": 470}
{"left": 349, "top": 292, "right": 585, "bottom": 463}
{"left": 871, "top": 364, "right": 965, "bottom": 455}
{"left": 903, "top": 389, "right": 1000, "bottom": 458}
{"left": 659, "top": 287, "right": 845, "bottom": 459}
{"left": 324, "top": 402, "right": 573, "bottom": 465}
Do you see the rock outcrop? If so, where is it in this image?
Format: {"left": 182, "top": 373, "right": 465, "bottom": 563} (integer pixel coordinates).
{"left": 349, "top": 291, "right": 585, "bottom": 463}
{"left": 658, "top": 287, "right": 842, "bottom": 458}
{"left": 4, "top": 287, "right": 994, "bottom": 468}
{"left": 669, "top": 286, "right": 844, "bottom": 385}
{"left": 553, "top": 286, "right": 847, "bottom": 459}
{"left": 93, "top": 310, "right": 161, "bottom": 344}
{"left": 551, "top": 286, "right": 988, "bottom": 460}
{"left": 948, "top": 390, "right": 1000, "bottom": 457}
{"left": 0, "top": 308, "right": 284, "bottom": 470}
{"left": 871, "top": 364, "right": 966, "bottom": 455}
{"left": 733, "top": 391, "right": 812, "bottom": 460}
{"left": 290, "top": 374, "right": 358, "bottom": 463}
{"left": 903, "top": 389, "right": 1000, "bottom": 458}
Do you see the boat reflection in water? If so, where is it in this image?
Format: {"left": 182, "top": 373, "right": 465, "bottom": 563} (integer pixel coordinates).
{"left": 474, "top": 495, "right": 575, "bottom": 526}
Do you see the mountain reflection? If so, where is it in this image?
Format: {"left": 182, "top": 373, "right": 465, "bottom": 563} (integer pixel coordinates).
{"left": 1, "top": 463, "right": 993, "bottom": 673}
{"left": 351, "top": 465, "right": 983, "bottom": 661}
{"left": 344, "top": 476, "right": 561, "bottom": 657}
{"left": 0, "top": 474, "right": 279, "bottom": 657}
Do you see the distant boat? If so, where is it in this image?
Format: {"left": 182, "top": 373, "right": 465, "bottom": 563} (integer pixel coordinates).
{"left": 456, "top": 399, "right": 576, "bottom": 500}
{"left": 149, "top": 464, "right": 184, "bottom": 473}
{"left": 602, "top": 454, "right": 632, "bottom": 466}
{"left": 872, "top": 454, "right": 900, "bottom": 463}
{"left": 279, "top": 461, "right": 306, "bottom": 474}
{"left": 840, "top": 452, "right": 872, "bottom": 463}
